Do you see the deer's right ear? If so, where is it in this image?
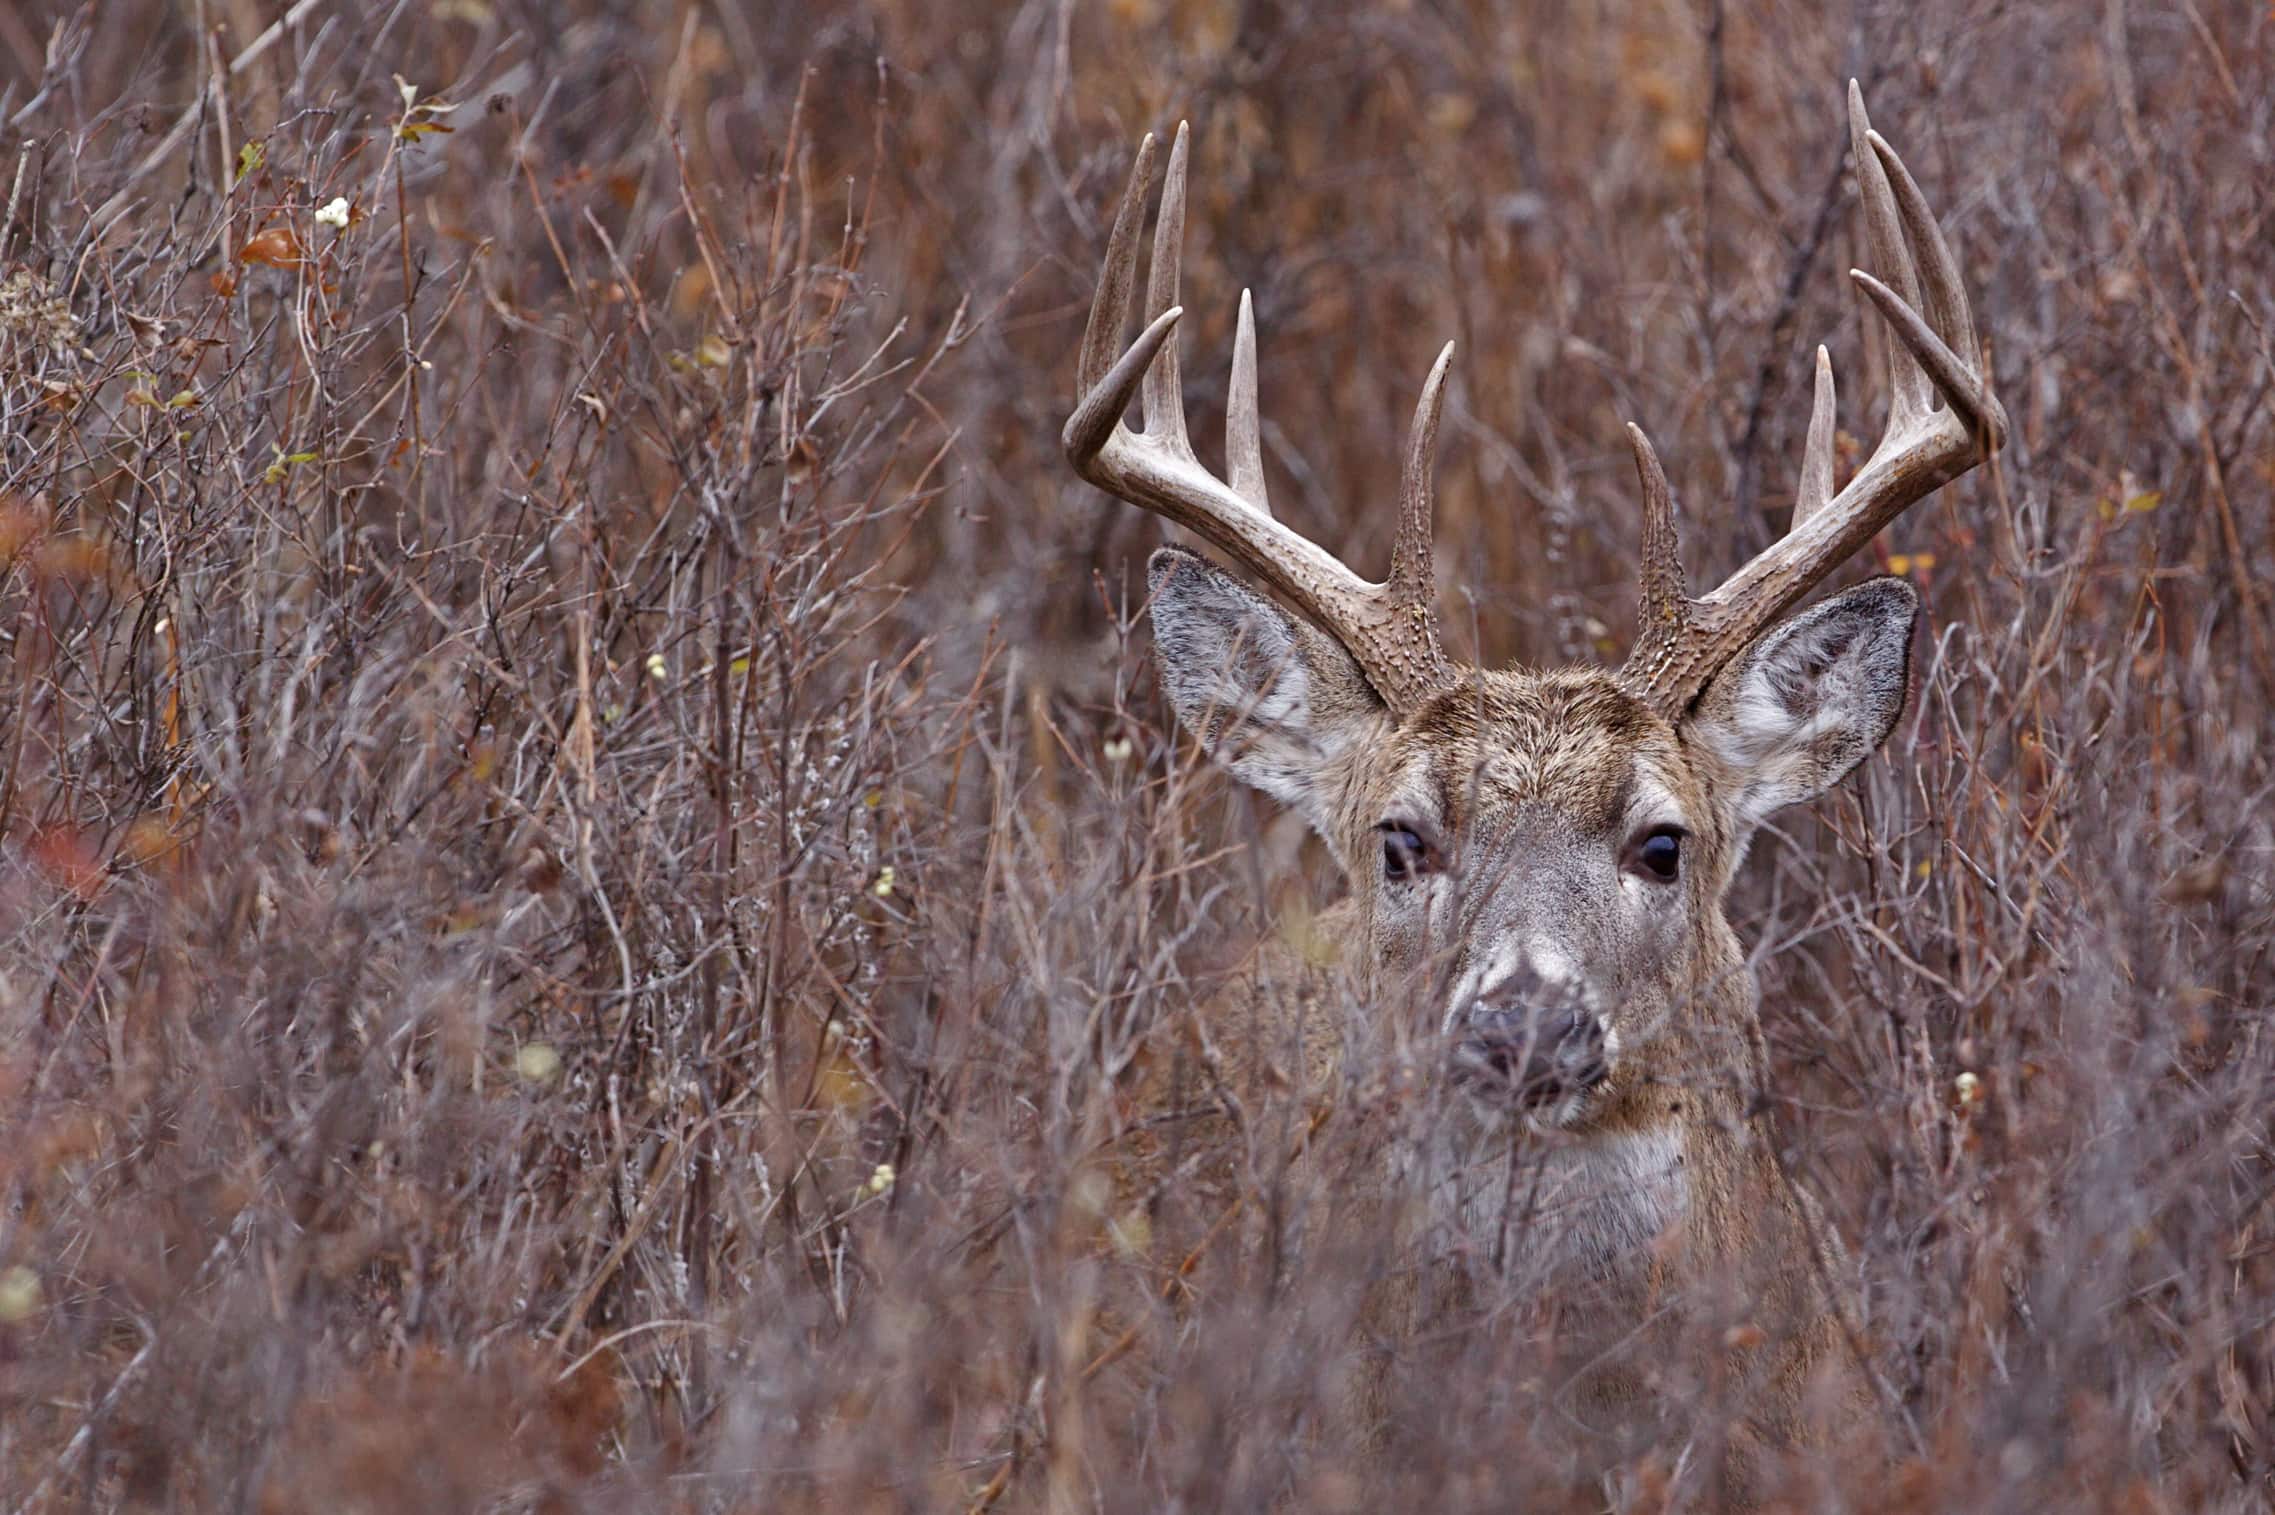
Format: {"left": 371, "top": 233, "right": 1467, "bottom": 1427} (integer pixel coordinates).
{"left": 1147, "top": 546, "right": 1389, "bottom": 833}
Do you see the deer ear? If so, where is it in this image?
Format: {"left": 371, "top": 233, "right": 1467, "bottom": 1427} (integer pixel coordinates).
{"left": 1686, "top": 577, "right": 1918, "bottom": 830}
{"left": 1147, "top": 546, "right": 1389, "bottom": 835}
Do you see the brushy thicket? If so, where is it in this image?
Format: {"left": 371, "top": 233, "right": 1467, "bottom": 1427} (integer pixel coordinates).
{"left": 2, "top": 0, "right": 2270, "bottom": 1509}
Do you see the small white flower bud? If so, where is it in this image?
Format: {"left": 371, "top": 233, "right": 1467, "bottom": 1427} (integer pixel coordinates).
{"left": 0, "top": 1265, "right": 41, "bottom": 1322}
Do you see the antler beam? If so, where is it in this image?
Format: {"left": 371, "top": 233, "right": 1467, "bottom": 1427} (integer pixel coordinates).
{"left": 1064, "top": 124, "right": 1458, "bottom": 716}
{"left": 1621, "top": 81, "right": 2009, "bottom": 715}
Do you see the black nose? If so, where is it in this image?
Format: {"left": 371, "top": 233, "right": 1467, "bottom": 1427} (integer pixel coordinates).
{"left": 1455, "top": 998, "right": 1609, "bottom": 1107}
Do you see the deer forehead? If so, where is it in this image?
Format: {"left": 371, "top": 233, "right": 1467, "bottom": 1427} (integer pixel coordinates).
{"left": 1366, "top": 670, "right": 1703, "bottom": 832}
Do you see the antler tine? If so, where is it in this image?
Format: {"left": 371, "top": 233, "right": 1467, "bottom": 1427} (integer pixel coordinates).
{"left": 1626, "top": 424, "right": 1690, "bottom": 666}
{"left": 1867, "top": 130, "right": 1978, "bottom": 382}
{"left": 1847, "top": 82, "right": 1929, "bottom": 425}
{"left": 1062, "top": 128, "right": 1458, "bottom": 714}
{"left": 1227, "top": 289, "right": 1268, "bottom": 513}
{"left": 1794, "top": 346, "right": 1837, "bottom": 528}
{"left": 1076, "top": 132, "right": 1157, "bottom": 405}
{"left": 1143, "top": 123, "right": 1194, "bottom": 458}
{"left": 1389, "top": 343, "right": 1456, "bottom": 627}
{"left": 1850, "top": 271, "right": 1999, "bottom": 430}
{"left": 1066, "top": 305, "right": 1185, "bottom": 468}
{"left": 1621, "top": 82, "right": 2007, "bottom": 715}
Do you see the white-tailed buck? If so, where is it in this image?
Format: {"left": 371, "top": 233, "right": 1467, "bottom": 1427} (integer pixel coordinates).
{"left": 1063, "top": 83, "right": 2004, "bottom": 1502}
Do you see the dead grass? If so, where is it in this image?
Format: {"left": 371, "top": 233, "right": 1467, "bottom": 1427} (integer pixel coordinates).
{"left": 0, "top": 0, "right": 2270, "bottom": 1510}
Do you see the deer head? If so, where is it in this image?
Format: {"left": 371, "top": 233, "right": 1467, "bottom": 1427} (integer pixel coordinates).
{"left": 1065, "top": 84, "right": 2005, "bottom": 1128}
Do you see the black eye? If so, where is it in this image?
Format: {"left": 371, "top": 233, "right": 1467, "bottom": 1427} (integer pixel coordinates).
{"left": 1380, "top": 824, "right": 1431, "bottom": 883}
{"left": 1627, "top": 825, "right": 1685, "bottom": 883}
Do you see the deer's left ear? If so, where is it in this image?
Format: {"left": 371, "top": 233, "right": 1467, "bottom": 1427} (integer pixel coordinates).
{"left": 1684, "top": 577, "right": 1918, "bottom": 829}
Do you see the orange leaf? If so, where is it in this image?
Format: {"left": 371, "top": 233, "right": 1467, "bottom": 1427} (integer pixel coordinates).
{"left": 117, "top": 815, "right": 181, "bottom": 870}
{"left": 28, "top": 824, "right": 105, "bottom": 901}
{"left": 0, "top": 497, "right": 46, "bottom": 557}
{"left": 239, "top": 226, "right": 307, "bottom": 268}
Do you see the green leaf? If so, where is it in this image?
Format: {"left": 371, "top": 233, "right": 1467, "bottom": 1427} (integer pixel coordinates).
{"left": 235, "top": 140, "right": 266, "bottom": 185}
{"left": 262, "top": 447, "right": 319, "bottom": 486}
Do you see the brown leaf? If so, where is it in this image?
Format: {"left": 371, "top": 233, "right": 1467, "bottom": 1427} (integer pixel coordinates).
{"left": 239, "top": 226, "right": 307, "bottom": 268}
{"left": 28, "top": 824, "right": 105, "bottom": 900}
{"left": 2162, "top": 857, "right": 2228, "bottom": 905}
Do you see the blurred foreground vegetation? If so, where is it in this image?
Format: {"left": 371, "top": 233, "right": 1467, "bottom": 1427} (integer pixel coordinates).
{"left": 1, "top": 1, "right": 2271, "bottom": 1509}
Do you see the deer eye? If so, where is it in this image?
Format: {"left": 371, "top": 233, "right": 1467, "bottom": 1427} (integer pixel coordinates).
{"left": 1625, "top": 825, "right": 1685, "bottom": 883}
{"left": 1380, "top": 824, "right": 1432, "bottom": 884}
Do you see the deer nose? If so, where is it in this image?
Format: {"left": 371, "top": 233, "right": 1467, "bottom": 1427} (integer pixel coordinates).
{"left": 1454, "top": 996, "right": 1609, "bottom": 1107}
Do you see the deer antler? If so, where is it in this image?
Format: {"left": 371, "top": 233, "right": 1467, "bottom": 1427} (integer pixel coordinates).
{"left": 1622, "top": 81, "right": 2009, "bottom": 715}
{"left": 1064, "top": 124, "right": 1458, "bottom": 716}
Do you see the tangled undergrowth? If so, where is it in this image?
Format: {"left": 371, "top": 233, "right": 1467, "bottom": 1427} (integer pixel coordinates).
{"left": 1, "top": 1, "right": 2270, "bottom": 1510}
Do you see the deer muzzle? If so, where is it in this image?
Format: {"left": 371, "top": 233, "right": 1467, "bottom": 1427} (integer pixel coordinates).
{"left": 1453, "top": 1003, "right": 1610, "bottom": 1109}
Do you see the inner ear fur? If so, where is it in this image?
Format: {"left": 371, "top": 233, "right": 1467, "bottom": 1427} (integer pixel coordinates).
{"left": 1684, "top": 576, "right": 1920, "bottom": 828}
{"left": 1146, "top": 546, "right": 1388, "bottom": 835}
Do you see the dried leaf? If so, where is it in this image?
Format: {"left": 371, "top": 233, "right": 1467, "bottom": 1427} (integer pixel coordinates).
{"left": 28, "top": 824, "right": 105, "bottom": 900}
{"left": 0, "top": 497, "right": 47, "bottom": 557}
{"left": 1659, "top": 119, "right": 1705, "bottom": 167}
{"left": 1426, "top": 93, "right": 1477, "bottom": 133}
{"left": 240, "top": 226, "right": 307, "bottom": 268}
